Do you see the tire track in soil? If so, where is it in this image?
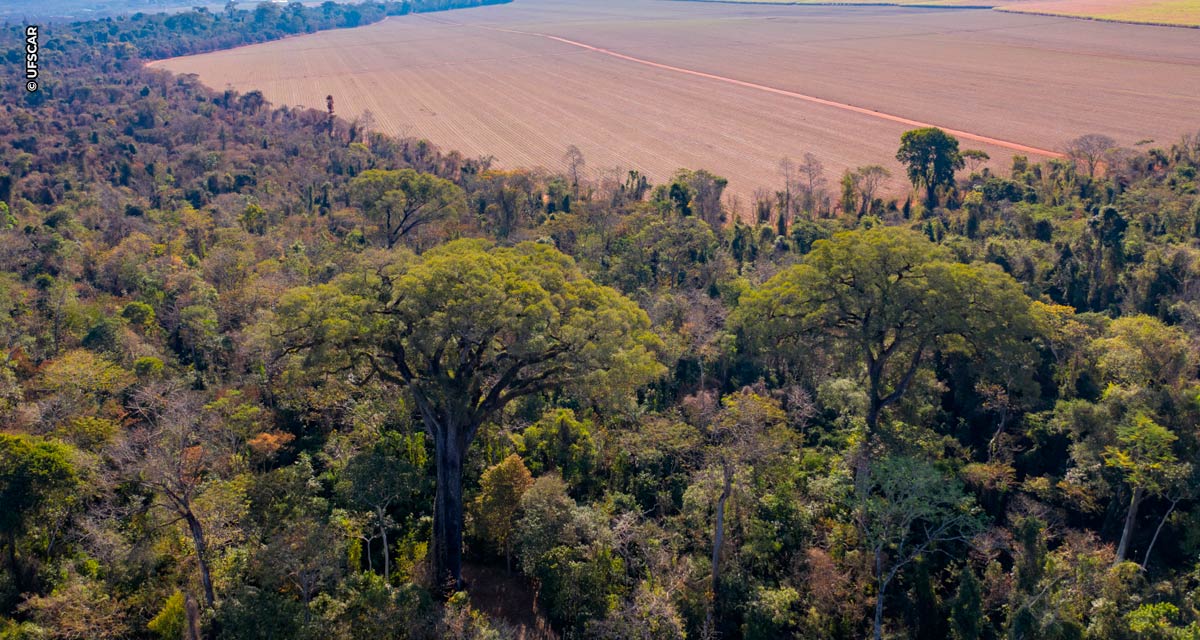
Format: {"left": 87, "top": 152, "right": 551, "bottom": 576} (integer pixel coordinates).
{"left": 445, "top": 19, "right": 1067, "bottom": 159}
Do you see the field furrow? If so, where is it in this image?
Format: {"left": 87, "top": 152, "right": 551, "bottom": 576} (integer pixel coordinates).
{"left": 149, "top": 0, "right": 1200, "bottom": 202}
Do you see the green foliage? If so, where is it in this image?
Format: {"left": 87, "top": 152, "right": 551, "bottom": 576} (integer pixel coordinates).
{"left": 272, "top": 239, "right": 665, "bottom": 413}
{"left": 948, "top": 565, "right": 984, "bottom": 640}
{"left": 1093, "top": 315, "right": 1195, "bottom": 392}
{"left": 312, "top": 573, "right": 431, "bottom": 640}
{"left": 215, "top": 586, "right": 305, "bottom": 640}
{"left": 537, "top": 545, "right": 625, "bottom": 635}
{"left": 147, "top": 591, "right": 185, "bottom": 640}
{"left": 735, "top": 226, "right": 1036, "bottom": 428}
{"left": 515, "top": 474, "right": 578, "bottom": 576}
{"left": 54, "top": 416, "right": 119, "bottom": 451}
{"left": 1125, "top": 603, "right": 1200, "bottom": 640}
{"left": 1104, "top": 413, "right": 1185, "bottom": 496}
{"left": 348, "top": 168, "right": 466, "bottom": 248}
{"left": 133, "top": 356, "right": 165, "bottom": 378}
{"left": 896, "top": 128, "right": 964, "bottom": 208}
{"left": 474, "top": 454, "right": 533, "bottom": 565}
{"left": 0, "top": 434, "right": 78, "bottom": 539}
{"left": 514, "top": 409, "right": 597, "bottom": 490}
{"left": 743, "top": 586, "right": 801, "bottom": 639}
{"left": 120, "top": 301, "right": 156, "bottom": 329}
{"left": 0, "top": 620, "right": 46, "bottom": 640}
{"left": 4, "top": 7, "right": 1200, "bottom": 639}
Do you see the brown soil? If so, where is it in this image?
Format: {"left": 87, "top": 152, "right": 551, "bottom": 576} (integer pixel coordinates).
{"left": 150, "top": 0, "right": 1200, "bottom": 202}
{"left": 462, "top": 562, "right": 558, "bottom": 640}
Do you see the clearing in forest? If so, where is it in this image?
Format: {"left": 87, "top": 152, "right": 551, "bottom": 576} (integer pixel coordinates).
{"left": 151, "top": 0, "right": 1200, "bottom": 202}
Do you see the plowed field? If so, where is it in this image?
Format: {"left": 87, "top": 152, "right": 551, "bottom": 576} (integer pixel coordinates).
{"left": 151, "top": 0, "right": 1200, "bottom": 202}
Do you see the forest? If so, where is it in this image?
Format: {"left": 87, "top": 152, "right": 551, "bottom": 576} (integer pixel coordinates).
{"left": 3, "top": 2, "right": 1200, "bottom": 639}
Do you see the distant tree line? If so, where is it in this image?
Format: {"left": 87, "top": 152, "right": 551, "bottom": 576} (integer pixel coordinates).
{"left": 10, "top": 0, "right": 510, "bottom": 65}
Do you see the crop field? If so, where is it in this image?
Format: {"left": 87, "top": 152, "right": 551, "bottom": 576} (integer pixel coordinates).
{"left": 998, "top": 0, "right": 1200, "bottom": 27}
{"left": 151, "top": 0, "right": 1200, "bottom": 203}
{"left": 683, "top": 0, "right": 1200, "bottom": 27}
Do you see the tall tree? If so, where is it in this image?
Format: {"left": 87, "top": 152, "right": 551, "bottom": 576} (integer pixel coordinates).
{"left": 269, "top": 240, "right": 664, "bottom": 592}
{"left": 856, "top": 456, "right": 981, "bottom": 640}
{"left": 947, "top": 564, "right": 984, "bottom": 640}
{"left": 796, "top": 152, "right": 828, "bottom": 215}
{"left": 564, "top": 145, "right": 586, "bottom": 195}
{"left": 854, "top": 164, "right": 890, "bottom": 216}
{"left": 121, "top": 384, "right": 234, "bottom": 611}
{"left": 121, "top": 384, "right": 229, "bottom": 609}
{"left": 960, "top": 149, "right": 990, "bottom": 174}
{"left": 694, "top": 389, "right": 790, "bottom": 628}
{"left": 1104, "top": 413, "right": 1188, "bottom": 564}
{"left": 1064, "top": 133, "right": 1117, "bottom": 178}
{"left": 348, "top": 169, "right": 465, "bottom": 249}
{"left": 896, "top": 128, "right": 964, "bottom": 210}
{"left": 734, "top": 227, "right": 1036, "bottom": 433}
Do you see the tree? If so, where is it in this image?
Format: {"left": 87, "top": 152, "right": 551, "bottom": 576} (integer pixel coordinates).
{"left": 734, "top": 227, "right": 1036, "bottom": 433}
{"left": 514, "top": 474, "right": 578, "bottom": 577}
{"left": 270, "top": 240, "right": 664, "bottom": 592}
{"left": 474, "top": 454, "right": 533, "bottom": 572}
{"left": 148, "top": 591, "right": 187, "bottom": 640}
{"left": 697, "top": 389, "right": 789, "bottom": 628}
{"left": 348, "top": 169, "right": 465, "bottom": 248}
{"left": 337, "top": 439, "right": 426, "bottom": 581}
{"left": 256, "top": 517, "right": 343, "bottom": 624}
{"left": 564, "top": 145, "right": 586, "bottom": 194}
{"left": 120, "top": 384, "right": 234, "bottom": 610}
{"left": 659, "top": 169, "right": 728, "bottom": 229}
{"left": 840, "top": 170, "right": 859, "bottom": 216}
{"left": 513, "top": 408, "right": 597, "bottom": 491}
{"left": 856, "top": 456, "right": 981, "bottom": 640}
{"left": 589, "top": 581, "right": 687, "bottom": 640}
{"left": 778, "top": 157, "right": 797, "bottom": 220}
{"left": 896, "top": 128, "right": 964, "bottom": 209}
{"left": 854, "top": 165, "right": 890, "bottom": 216}
{"left": 796, "top": 152, "right": 827, "bottom": 215}
{"left": 1092, "top": 314, "right": 1195, "bottom": 396}
{"left": 1064, "top": 133, "right": 1117, "bottom": 178}
{"left": 960, "top": 149, "right": 990, "bottom": 174}
{"left": 0, "top": 434, "right": 78, "bottom": 593}
{"left": 947, "top": 565, "right": 984, "bottom": 640}
{"left": 1103, "top": 413, "right": 1188, "bottom": 564}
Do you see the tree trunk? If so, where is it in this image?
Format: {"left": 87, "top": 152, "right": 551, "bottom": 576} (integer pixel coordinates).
{"left": 376, "top": 506, "right": 390, "bottom": 581}
{"left": 186, "top": 511, "right": 217, "bottom": 609}
{"left": 184, "top": 593, "right": 203, "bottom": 640}
{"left": 866, "top": 401, "right": 881, "bottom": 433}
{"left": 385, "top": 208, "right": 396, "bottom": 249}
{"left": 1115, "top": 486, "right": 1143, "bottom": 564}
{"left": 706, "top": 466, "right": 734, "bottom": 630}
{"left": 432, "top": 427, "right": 467, "bottom": 595}
{"left": 364, "top": 535, "right": 374, "bottom": 573}
{"left": 1141, "top": 497, "right": 1178, "bottom": 571}
{"left": 6, "top": 530, "right": 21, "bottom": 594}
{"left": 873, "top": 550, "right": 886, "bottom": 640}
{"left": 987, "top": 412, "right": 1009, "bottom": 462}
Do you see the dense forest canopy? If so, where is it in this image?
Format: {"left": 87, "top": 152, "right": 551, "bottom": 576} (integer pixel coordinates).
{"left": 2, "top": 2, "right": 1200, "bottom": 639}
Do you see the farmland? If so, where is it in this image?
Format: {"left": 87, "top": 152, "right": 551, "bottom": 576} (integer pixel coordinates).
{"left": 683, "top": 0, "right": 1200, "bottom": 28}
{"left": 151, "top": 0, "right": 1200, "bottom": 202}
{"left": 999, "top": 0, "right": 1200, "bottom": 27}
